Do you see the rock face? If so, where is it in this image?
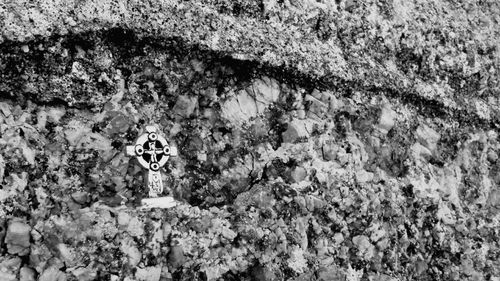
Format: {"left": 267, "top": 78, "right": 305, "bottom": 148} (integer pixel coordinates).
{"left": 0, "top": 1, "right": 500, "bottom": 281}
{"left": 5, "top": 220, "right": 31, "bottom": 256}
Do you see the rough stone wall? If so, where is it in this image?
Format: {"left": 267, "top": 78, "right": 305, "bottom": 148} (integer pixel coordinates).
{"left": 0, "top": 1, "right": 500, "bottom": 281}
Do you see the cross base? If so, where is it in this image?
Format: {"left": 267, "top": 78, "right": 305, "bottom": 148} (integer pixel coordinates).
{"left": 140, "top": 196, "right": 177, "bottom": 209}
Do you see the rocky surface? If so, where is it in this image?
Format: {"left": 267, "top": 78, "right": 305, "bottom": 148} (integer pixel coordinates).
{"left": 1, "top": 0, "right": 500, "bottom": 281}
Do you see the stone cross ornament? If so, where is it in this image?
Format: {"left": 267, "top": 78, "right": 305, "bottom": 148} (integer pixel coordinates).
{"left": 126, "top": 125, "right": 178, "bottom": 208}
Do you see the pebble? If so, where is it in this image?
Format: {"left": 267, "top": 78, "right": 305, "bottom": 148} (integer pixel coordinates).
{"left": 221, "top": 227, "right": 237, "bottom": 241}
{"left": 19, "top": 267, "right": 36, "bottom": 281}
{"left": 253, "top": 77, "right": 280, "bottom": 105}
{"left": 71, "top": 191, "right": 89, "bottom": 204}
{"left": 416, "top": 124, "right": 440, "bottom": 151}
{"left": 122, "top": 243, "right": 141, "bottom": 267}
{"left": 221, "top": 91, "right": 258, "bottom": 124}
{"left": 377, "top": 104, "right": 396, "bottom": 134}
{"left": 487, "top": 149, "right": 498, "bottom": 163}
{"left": 290, "top": 166, "right": 307, "bottom": 183}
{"left": 0, "top": 272, "right": 16, "bottom": 281}
{"left": 488, "top": 189, "right": 500, "bottom": 210}
{"left": 172, "top": 95, "right": 198, "bottom": 118}
{"left": 282, "top": 119, "right": 309, "bottom": 143}
{"left": 107, "top": 114, "right": 130, "bottom": 135}
{"left": 38, "top": 267, "right": 66, "bottom": 281}
{"left": 352, "top": 235, "right": 374, "bottom": 260}
{"left": 135, "top": 266, "right": 161, "bottom": 281}
{"left": 0, "top": 258, "right": 21, "bottom": 281}
{"left": 117, "top": 211, "right": 131, "bottom": 227}
{"left": 318, "top": 266, "right": 346, "bottom": 281}
{"left": 355, "top": 170, "right": 374, "bottom": 184}
{"left": 305, "top": 94, "right": 328, "bottom": 119}
{"left": 57, "top": 243, "right": 76, "bottom": 266}
{"left": 71, "top": 267, "right": 97, "bottom": 281}
{"left": 333, "top": 233, "right": 344, "bottom": 245}
{"left": 163, "top": 223, "right": 172, "bottom": 239}
{"left": 5, "top": 220, "right": 31, "bottom": 256}
{"left": 126, "top": 217, "right": 144, "bottom": 237}
{"left": 168, "top": 246, "right": 186, "bottom": 269}
{"left": 251, "top": 265, "right": 276, "bottom": 281}
{"left": 322, "top": 142, "right": 339, "bottom": 161}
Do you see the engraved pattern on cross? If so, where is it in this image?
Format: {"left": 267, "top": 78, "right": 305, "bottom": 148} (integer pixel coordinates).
{"left": 146, "top": 141, "right": 163, "bottom": 163}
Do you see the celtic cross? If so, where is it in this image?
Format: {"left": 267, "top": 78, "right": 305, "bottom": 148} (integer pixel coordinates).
{"left": 125, "top": 125, "right": 177, "bottom": 198}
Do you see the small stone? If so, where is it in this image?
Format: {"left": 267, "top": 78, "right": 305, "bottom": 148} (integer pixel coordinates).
{"left": 57, "top": 243, "right": 76, "bottom": 267}
{"left": 71, "top": 267, "right": 97, "bottom": 281}
{"left": 48, "top": 108, "right": 66, "bottom": 123}
{"left": 305, "top": 195, "right": 325, "bottom": 212}
{"left": 126, "top": 217, "right": 144, "bottom": 237}
{"left": 71, "top": 191, "right": 89, "bottom": 204}
{"left": 282, "top": 119, "right": 310, "bottom": 143}
{"left": 317, "top": 265, "right": 346, "bottom": 281}
{"left": 333, "top": 233, "right": 344, "bottom": 245}
{"left": 377, "top": 238, "right": 390, "bottom": 250}
{"left": 5, "top": 220, "right": 31, "bottom": 256}
{"left": 66, "top": 17, "right": 77, "bottom": 26}
{"left": 487, "top": 149, "right": 498, "bottom": 163}
{"left": 121, "top": 241, "right": 141, "bottom": 267}
{"left": 221, "top": 227, "right": 237, "bottom": 241}
{"left": 305, "top": 94, "right": 328, "bottom": 119}
{"left": 107, "top": 114, "right": 130, "bottom": 135}
{"left": 163, "top": 223, "right": 172, "bottom": 239}
{"left": 71, "top": 61, "right": 90, "bottom": 81}
{"left": 487, "top": 189, "right": 500, "bottom": 211}
{"left": 250, "top": 118, "right": 268, "bottom": 138}
{"left": 168, "top": 246, "right": 185, "bottom": 269}
{"left": 370, "top": 227, "right": 386, "bottom": 242}
{"left": 415, "top": 260, "right": 428, "bottom": 276}
{"left": 0, "top": 258, "right": 21, "bottom": 281}
{"left": 0, "top": 272, "right": 17, "bottom": 281}
{"left": 355, "top": 170, "right": 374, "bottom": 184}
{"left": 19, "top": 267, "right": 36, "bottom": 281}
{"left": 197, "top": 151, "right": 207, "bottom": 162}
{"left": 251, "top": 265, "right": 276, "bottom": 281}
{"left": 436, "top": 203, "right": 456, "bottom": 225}
{"left": 172, "top": 95, "right": 198, "bottom": 118}
{"left": 287, "top": 246, "right": 308, "bottom": 274}
{"left": 290, "top": 167, "right": 307, "bottom": 183}
{"left": 38, "top": 266, "right": 66, "bottom": 281}
{"left": 135, "top": 266, "right": 161, "bottom": 281}
{"left": 297, "top": 109, "right": 306, "bottom": 119}
{"left": 416, "top": 124, "right": 440, "bottom": 151}
{"left": 322, "top": 142, "right": 339, "bottom": 161}
{"left": 328, "top": 96, "right": 345, "bottom": 113}
{"left": 411, "top": 143, "right": 432, "bottom": 160}
{"left": 221, "top": 90, "right": 258, "bottom": 124}
{"left": 352, "top": 235, "right": 374, "bottom": 260}
{"left": 253, "top": 77, "right": 280, "bottom": 109}
{"left": 117, "top": 211, "right": 131, "bottom": 226}
{"left": 377, "top": 104, "right": 396, "bottom": 133}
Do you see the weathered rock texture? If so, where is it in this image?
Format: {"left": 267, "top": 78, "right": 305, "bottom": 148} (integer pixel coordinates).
{"left": 1, "top": 1, "right": 500, "bottom": 281}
